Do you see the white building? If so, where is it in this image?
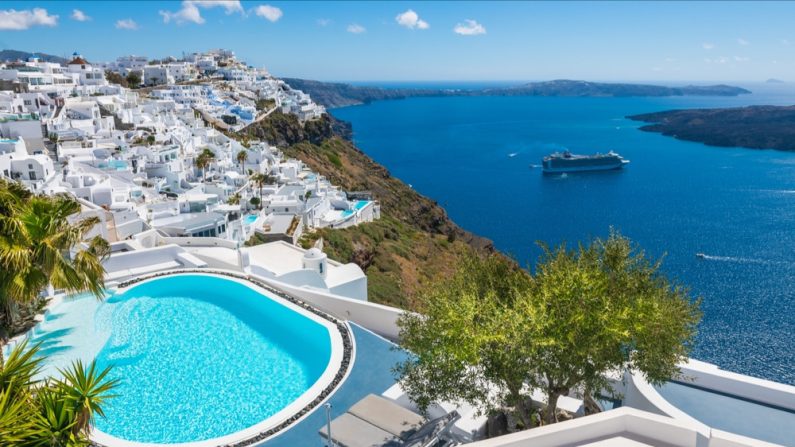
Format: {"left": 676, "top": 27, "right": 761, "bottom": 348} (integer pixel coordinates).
{"left": 0, "top": 138, "right": 55, "bottom": 190}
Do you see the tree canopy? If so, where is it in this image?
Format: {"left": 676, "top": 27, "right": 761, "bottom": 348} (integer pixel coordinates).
{"left": 395, "top": 231, "right": 701, "bottom": 429}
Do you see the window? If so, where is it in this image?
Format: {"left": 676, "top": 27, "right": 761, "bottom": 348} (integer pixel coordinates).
{"left": 29, "top": 172, "right": 36, "bottom": 180}
{"left": 28, "top": 164, "right": 33, "bottom": 169}
{"left": 319, "top": 263, "right": 323, "bottom": 274}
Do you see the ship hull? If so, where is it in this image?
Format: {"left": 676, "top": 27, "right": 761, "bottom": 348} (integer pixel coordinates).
{"left": 542, "top": 160, "right": 627, "bottom": 173}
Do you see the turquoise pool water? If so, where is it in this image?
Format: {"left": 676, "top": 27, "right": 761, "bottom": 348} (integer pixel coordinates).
{"left": 29, "top": 274, "right": 333, "bottom": 444}
{"left": 656, "top": 381, "right": 795, "bottom": 446}
{"left": 244, "top": 214, "right": 258, "bottom": 225}
{"left": 354, "top": 200, "right": 370, "bottom": 210}
{"left": 341, "top": 209, "right": 354, "bottom": 218}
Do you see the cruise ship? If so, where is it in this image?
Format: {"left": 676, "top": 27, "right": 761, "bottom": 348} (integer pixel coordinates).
{"left": 542, "top": 150, "right": 629, "bottom": 173}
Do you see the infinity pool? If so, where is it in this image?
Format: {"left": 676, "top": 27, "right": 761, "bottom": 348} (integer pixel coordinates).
{"left": 25, "top": 274, "right": 342, "bottom": 445}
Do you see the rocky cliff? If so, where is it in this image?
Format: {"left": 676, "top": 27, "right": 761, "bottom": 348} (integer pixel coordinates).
{"left": 629, "top": 105, "right": 795, "bottom": 151}
{"left": 236, "top": 113, "right": 494, "bottom": 308}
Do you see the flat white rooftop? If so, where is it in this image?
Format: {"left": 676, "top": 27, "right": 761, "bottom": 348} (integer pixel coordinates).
{"left": 245, "top": 241, "right": 340, "bottom": 276}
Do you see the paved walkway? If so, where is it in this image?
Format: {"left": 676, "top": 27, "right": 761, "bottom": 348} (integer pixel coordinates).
{"left": 261, "top": 323, "right": 409, "bottom": 446}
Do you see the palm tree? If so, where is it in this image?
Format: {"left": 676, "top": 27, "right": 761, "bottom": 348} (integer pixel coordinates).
{"left": 236, "top": 150, "right": 248, "bottom": 173}
{"left": 0, "top": 340, "right": 118, "bottom": 445}
{"left": 227, "top": 193, "right": 241, "bottom": 205}
{"left": 194, "top": 148, "right": 215, "bottom": 182}
{"left": 58, "top": 360, "right": 119, "bottom": 436}
{"left": 0, "top": 180, "right": 110, "bottom": 355}
{"left": 250, "top": 172, "right": 270, "bottom": 210}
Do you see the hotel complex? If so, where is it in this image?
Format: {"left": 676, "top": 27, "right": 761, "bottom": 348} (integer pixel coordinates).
{"left": 1, "top": 49, "right": 793, "bottom": 447}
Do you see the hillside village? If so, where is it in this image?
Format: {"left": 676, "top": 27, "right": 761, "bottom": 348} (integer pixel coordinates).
{"left": 0, "top": 48, "right": 380, "bottom": 300}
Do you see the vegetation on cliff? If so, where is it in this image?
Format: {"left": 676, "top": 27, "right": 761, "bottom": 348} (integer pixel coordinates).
{"left": 629, "top": 105, "right": 795, "bottom": 151}
{"left": 236, "top": 113, "right": 493, "bottom": 308}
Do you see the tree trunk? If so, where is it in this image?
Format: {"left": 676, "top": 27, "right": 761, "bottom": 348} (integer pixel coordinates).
{"left": 508, "top": 390, "right": 533, "bottom": 430}
{"left": 583, "top": 388, "right": 602, "bottom": 415}
{"left": 542, "top": 390, "right": 561, "bottom": 425}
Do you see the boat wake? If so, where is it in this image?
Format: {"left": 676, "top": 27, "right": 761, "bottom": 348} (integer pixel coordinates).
{"left": 696, "top": 254, "right": 780, "bottom": 265}
{"left": 508, "top": 152, "right": 519, "bottom": 157}
{"left": 755, "top": 189, "right": 795, "bottom": 195}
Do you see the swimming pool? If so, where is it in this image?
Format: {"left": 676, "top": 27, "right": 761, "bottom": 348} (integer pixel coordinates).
{"left": 354, "top": 200, "right": 370, "bottom": 210}
{"left": 24, "top": 273, "right": 347, "bottom": 446}
{"left": 655, "top": 381, "right": 795, "bottom": 446}
{"left": 243, "top": 214, "right": 258, "bottom": 225}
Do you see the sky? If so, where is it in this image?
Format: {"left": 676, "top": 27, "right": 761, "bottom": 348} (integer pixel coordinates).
{"left": 1, "top": 1, "right": 795, "bottom": 82}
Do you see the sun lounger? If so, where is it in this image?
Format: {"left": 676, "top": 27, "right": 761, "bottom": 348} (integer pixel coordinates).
{"left": 319, "top": 394, "right": 461, "bottom": 447}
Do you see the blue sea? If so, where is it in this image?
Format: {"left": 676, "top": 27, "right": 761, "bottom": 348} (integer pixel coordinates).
{"left": 332, "top": 82, "right": 795, "bottom": 385}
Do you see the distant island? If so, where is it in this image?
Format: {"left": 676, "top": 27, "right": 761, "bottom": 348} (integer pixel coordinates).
{"left": 766, "top": 78, "right": 785, "bottom": 83}
{"left": 0, "top": 49, "right": 68, "bottom": 64}
{"left": 629, "top": 105, "right": 795, "bottom": 151}
{"left": 283, "top": 78, "right": 751, "bottom": 108}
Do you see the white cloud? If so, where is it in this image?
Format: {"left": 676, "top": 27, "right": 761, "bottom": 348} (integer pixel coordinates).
{"left": 317, "top": 18, "right": 331, "bottom": 27}
{"left": 395, "top": 9, "right": 428, "bottom": 30}
{"left": 198, "top": 0, "right": 243, "bottom": 14}
{"left": 160, "top": 0, "right": 243, "bottom": 25}
{"left": 702, "top": 42, "right": 715, "bottom": 50}
{"left": 160, "top": 2, "right": 202, "bottom": 24}
{"left": 116, "top": 18, "right": 138, "bottom": 30}
{"left": 781, "top": 39, "right": 790, "bottom": 46}
{"left": 734, "top": 55, "right": 750, "bottom": 62}
{"left": 453, "top": 19, "right": 485, "bottom": 36}
{"left": 737, "top": 38, "right": 749, "bottom": 46}
{"left": 347, "top": 23, "right": 366, "bottom": 34}
{"left": 664, "top": 57, "right": 676, "bottom": 63}
{"left": 254, "top": 5, "right": 282, "bottom": 22}
{"left": 71, "top": 9, "right": 90, "bottom": 22}
{"left": 0, "top": 8, "right": 58, "bottom": 30}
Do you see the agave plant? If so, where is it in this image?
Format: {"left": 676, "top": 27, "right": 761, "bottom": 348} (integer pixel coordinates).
{"left": 0, "top": 387, "right": 38, "bottom": 445}
{"left": 57, "top": 361, "right": 119, "bottom": 436}
{"left": 30, "top": 385, "right": 84, "bottom": 447}
{"left": 0, "top": 341, "right": 118, "bottom": 446}
{"left": 0, "top": 340, "right": 43, "bottom": 399}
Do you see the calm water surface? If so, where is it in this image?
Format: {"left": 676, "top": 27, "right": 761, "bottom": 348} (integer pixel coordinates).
{"left": 332, "top": 83, "right": 795, "bottom": 384}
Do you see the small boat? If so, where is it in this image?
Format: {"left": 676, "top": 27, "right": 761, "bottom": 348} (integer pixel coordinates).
{"left": 696, "top": 253, "right": 707, "bottom": 259}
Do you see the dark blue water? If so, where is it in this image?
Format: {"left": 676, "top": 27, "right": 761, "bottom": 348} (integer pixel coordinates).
{"left": 332, "top": 83, "right": 795, "bottom": 385}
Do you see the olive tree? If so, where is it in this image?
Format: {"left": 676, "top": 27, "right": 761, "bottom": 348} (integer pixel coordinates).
{"left": 395, "top": 231, "right": 701, "bottom": 429}
{"left": 395, "top": 254, "right": 541, "bottom": 428}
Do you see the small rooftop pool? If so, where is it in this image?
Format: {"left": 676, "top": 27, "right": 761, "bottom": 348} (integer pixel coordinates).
{"left": 656, "top": 381, "right": 795, "bottom": 446}
{"left": 243, "top": 214, "right": 258, "bottom": 225}
{"left": 18, "top": 273, "right": 347, "bottom": 446}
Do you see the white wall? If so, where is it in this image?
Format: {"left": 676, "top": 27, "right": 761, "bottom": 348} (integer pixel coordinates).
{"left": 250, "top": 273, "right": 406, "bottom": 341}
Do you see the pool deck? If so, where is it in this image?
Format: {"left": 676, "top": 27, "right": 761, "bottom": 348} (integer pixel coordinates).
{"left": 260, "top": 323, "right": 409, "bottom": 447}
